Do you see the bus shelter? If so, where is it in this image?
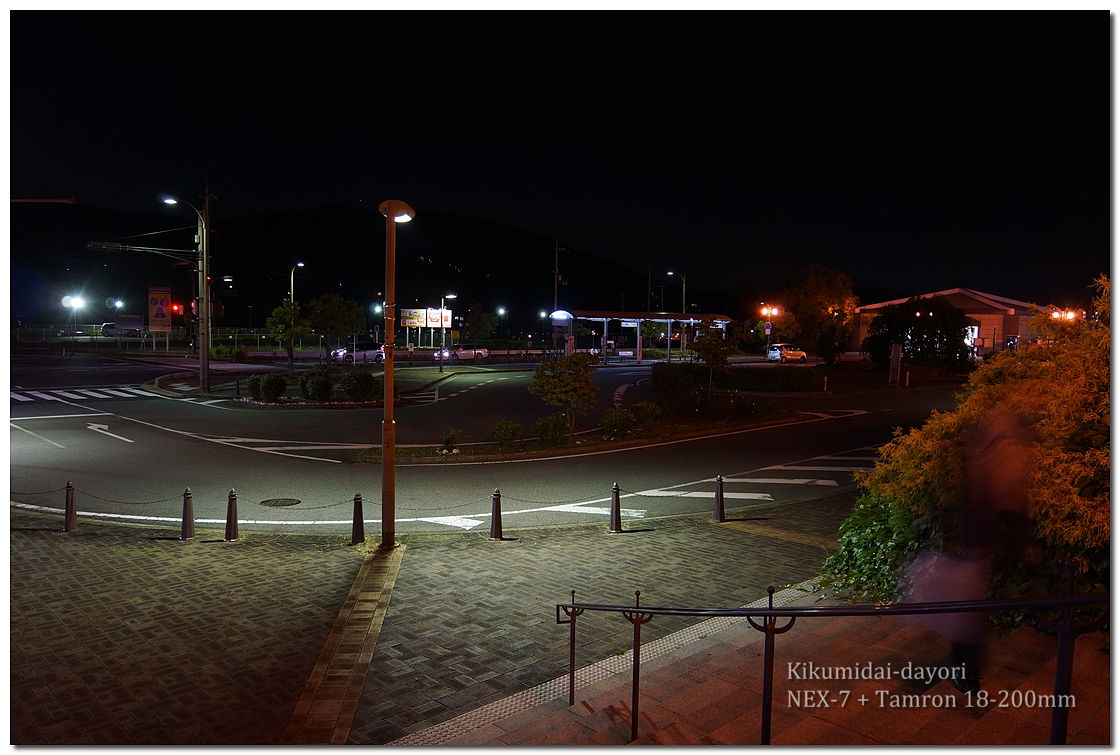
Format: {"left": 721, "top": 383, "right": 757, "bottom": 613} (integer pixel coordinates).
{"left": 548, "top": 309, "right": 732, "bottom": 363}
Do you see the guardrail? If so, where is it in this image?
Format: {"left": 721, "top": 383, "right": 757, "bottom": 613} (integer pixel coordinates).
{"left": 556, "top": 579, "right": 1108, "bottom": 744}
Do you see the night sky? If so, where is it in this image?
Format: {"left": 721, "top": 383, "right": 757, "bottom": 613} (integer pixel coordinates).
{"left": 10, "top": 10, "right": 1109, "bottom": 309}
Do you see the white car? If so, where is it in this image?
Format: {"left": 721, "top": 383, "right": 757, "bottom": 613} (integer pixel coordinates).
{"left": 331, "top": 343, "right": 384, "bottom": 363}
{"left": 767, "top": 343, "right": 807, "bottom": 363}
{"left": 434, "top": 344, "right": 490, "bottom": 362}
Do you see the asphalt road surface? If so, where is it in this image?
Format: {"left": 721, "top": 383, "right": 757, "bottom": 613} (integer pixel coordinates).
{"left": 10, "top": 351, "right": 959, "bottom": 535}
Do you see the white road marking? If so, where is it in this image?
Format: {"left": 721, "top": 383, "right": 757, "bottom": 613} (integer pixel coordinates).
{"left": 10, "top": 393, "right": 33, "bottom": 402}
{"left": 10, "top": 423, "right": 65, "bottom": 448}
{"left": 122, "top": 388, "right": 161, "bottom": 397}
{"left": 416, "top": 516, "right": 487, "bottom": 530}
{"left": 764, "top": 465, "right": 870, "bottom": 472}
{"left": 27, "top": 391, "right": 62, "bottom": 401}
{"left": 718, "top": 477, "right": 839, "bottom": 487}
{"left": 86, "top": 423, "right": 134, "bottom": 443}
{"left": 51, "top": 390, "right": 89, "bottom": 400}
{"left": 74, "top": 389, "right": 113, "bottom": 398}
{"left": 101, "top": 389, "right": 139, "bottom": 398}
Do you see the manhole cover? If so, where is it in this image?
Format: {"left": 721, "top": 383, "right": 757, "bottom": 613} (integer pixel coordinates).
{"left": 260, "top": 498, "right": 301, "bottom": 507}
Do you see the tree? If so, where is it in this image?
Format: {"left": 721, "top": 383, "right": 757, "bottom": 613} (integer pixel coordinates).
{"left": 527, "top": 352, "right": 598, "bottom": 439}
{"left": 460, "top": 301, "right": 499, "bottom": 341}
{"left": 267, "top": 299, "right": 313, "bottom": 377}
{"left": 861, "top": 297, "right": 973, "bottom": 370}
{"left": 309, "top": 294, "right": 364, "bottom": 353}
{"left": 691, "top": 324, "right": 735, "bottom": 400}
{"left": 780, "top": 266, "right": 858, "bottom": 364}
{"left": 822, "top": 277, "right": 1110, "bottom": 604}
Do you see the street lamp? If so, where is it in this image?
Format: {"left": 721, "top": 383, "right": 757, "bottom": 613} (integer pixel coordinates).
{"left": 62, "top": 295, "right": 84, "bottom": 345}
{"left": 760, "top": 303, "right": 780, "bottom": 353}
{"left": 667, "top": 271, "right": 688, "bottom": 357}
{"left": 289, "top": 261, "right": 305, "bottom": 302}
{"left": 377, "top": 199, "right": 415, "bottom": 551}
{"left": 162, "top": 192, "right": 212, "bottom": 392}
{"left": 438, "top": 293, "right": 457, "bottom": 373}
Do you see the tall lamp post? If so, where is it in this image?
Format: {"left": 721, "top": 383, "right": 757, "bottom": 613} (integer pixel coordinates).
{"left": 760, "top": 303, "right": 780, "bottom": 354}
{"left": 667, "top": 270, "right": 688, "bottom": 357}
{"left": 289, "top": 261, "right": 305, "bottom": 302}
{"left": 62, "top": 295, "right": 84, "bottom": 346}
{"left": 438, "top": 293, "right": 457, "bottom": 373}
{"left": 378, "top": 199, "right": 415, "bottom": 550}
{"left": 162, "top": 192, "right": 212, "bottom": 392}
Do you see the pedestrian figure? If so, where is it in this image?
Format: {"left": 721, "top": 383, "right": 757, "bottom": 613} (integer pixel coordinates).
{"left": 902, "top": 405, "right": 1035, "bottom": 694}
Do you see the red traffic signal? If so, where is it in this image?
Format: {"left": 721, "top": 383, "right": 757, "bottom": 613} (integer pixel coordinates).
{"left": 170, "top": 303, "right": 183, "bottom": 314}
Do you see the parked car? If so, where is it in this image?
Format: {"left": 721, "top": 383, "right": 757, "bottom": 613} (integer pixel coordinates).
{"left": 331, "top": 342, "right": 384, "bottom": 363}
{"left": 433, "top": 344, "right": 491, "bottom": 362}
{"left": 767, "top": 343, "right": 807, "bottom": 362}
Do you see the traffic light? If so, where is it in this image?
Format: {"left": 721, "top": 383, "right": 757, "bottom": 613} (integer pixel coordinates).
{"left": 170, "top": 303, "right": 183, "bottom": 315}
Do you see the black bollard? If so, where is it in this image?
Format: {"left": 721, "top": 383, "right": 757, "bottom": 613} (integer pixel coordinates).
{"left": 63, "top": 480, "right": 77, "bottom": 532}
{"left": 713, "top": 474, "right": 726, "bottom": 522}
{"left": 350, "top": 493, "right": 365, "bottom": 546}
{"left": 224, "top": 489, "right": 239, "bottom": 542}
{"left": 180, "top": 487, "right": 195, "bottom": 540}
{"left": 609, "top": 482, "right": 623, "bottom": 533}
{"left": 489, "top": 488, "right": 503, "bottom": 541}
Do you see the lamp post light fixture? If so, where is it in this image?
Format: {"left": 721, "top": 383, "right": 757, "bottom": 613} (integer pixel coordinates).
{"left": 162, "top": 192, "right": 212, "bottom": 392}
{"left": 667, "top": 270, "right": 688, "bottom": 357}
{"left": 62, "top": 295, "right": 85, "bottom": 344}
{"left": 439, "top": 293, "right": 457, "bottom": 373}
{"left": 289, "top": 261, "right": 305, "bottom": 302}
{"left": 377, "top": 199, "right": 415, "bottom": 551}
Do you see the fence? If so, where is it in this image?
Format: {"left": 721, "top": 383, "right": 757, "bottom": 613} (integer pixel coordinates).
{"left": 556, "top": 582, "right": 1108, "bottom": 745}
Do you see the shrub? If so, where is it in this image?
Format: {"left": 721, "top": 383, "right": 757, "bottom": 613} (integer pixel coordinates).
{"left": 259, "top": 373, "right": 287, "bottom": 403}
{"left": 491, "top": 420, "right": 524, "bottom": 447}
{"left": 247, "top": 374, "right": 264, "bottom": 401}
{"left": 706, "top": 391, "right": 778, "bottom": 420}
{"left": 532, "top": 413, "right": 567, "bottom": 446}
{"left": 306, "top": 375, "right": 333, "bottom": 402}
{"left": 299, "top": 367, "right": 331, "bottom": 399}
{"left": 339, "top": 370, "right": 380, "bottom": 401}
{"left": 232, "top": 345, "right": 249, "bottom": 363}
{"left": 601, "top": 407, "right": 635, "bottom": 438}
{"left": 441, "top": 428, "right": 463, "bottom": 454}
{"left": 634, "top": 401, "right": 662, "bottom": 425}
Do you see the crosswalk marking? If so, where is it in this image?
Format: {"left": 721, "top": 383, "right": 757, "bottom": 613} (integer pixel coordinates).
{"left": 74, "top": 389, "right": 112, "bottom": 399}
{"left": 100, "top": 389, "right": 139, "bottom": 398}
{"left": 26, "top": 391, "right": 62, "bottom": 401}
{"left": 10, "top": 392, "right": 33, "bottom": 402}
{"left": 11, "top": 386, "right": 171, "bottom": 403}
{"left": 719, "top": 477, "right": 840, "bottom": 487}
{"left": 764, "top": 464, "right": 870, "bottom": 472}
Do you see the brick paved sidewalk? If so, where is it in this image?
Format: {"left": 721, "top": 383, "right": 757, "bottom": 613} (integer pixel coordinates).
{"left": 10, "top": 491, "right": 853, "bottom": 745}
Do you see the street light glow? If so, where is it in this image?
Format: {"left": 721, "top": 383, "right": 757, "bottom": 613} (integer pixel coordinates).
{"left": 162, "top": 197, "right": 178, "bottom": 205}
{"left": 113, "top": 299, "right": 124, "bottom": 309}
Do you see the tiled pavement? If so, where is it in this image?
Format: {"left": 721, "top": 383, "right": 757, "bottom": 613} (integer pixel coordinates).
{"left": 10, "top": 489, "right": 855, "bottom": 745}
{"left": 9, "top": 471, "right": 1109, "bottom": 746}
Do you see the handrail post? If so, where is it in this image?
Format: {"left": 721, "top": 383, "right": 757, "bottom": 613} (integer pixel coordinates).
{"left": 568, "top": 590, "right": 580, "bottom": 705}
{"left": 609, "top": 483, "right": 623, "bottom": 533}
{"left": 1050, "top": 564, "right": 1077, "bottom": 745}
{"left": 489, "top": 489, "right": 503, "bottom": 540}
{"left": 714, "top": 474, "right": 726, "bottom": 522}
{"left": 224, "top": 489, "right": 238, "bottom": 542}
{"left": 179, "top": 487, "right": 194, "bottom": 540}
{"left": 63, "top": 480, "right": 77, "bottom": 532}
{"left": 350, "top": 493, "right": 365, "bottom": 546}
{"left": 622, "top": 591, "right": 653, "bottom": 742}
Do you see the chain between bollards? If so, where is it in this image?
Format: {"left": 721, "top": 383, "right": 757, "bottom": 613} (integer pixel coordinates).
{"left": 63, "top": 480, "right": 77, "bottom": 532}
{"left": 609, "top": 482, "right": 623, "bottom": 533}
{"left": 713, "top": 474, "right": 726, "bottom": 522}
{"left": 489, "top": 488, "right": 503, "bottom": 540}
{"left": 350, "top": 493, "right": 365, "bottom": 546}
{"left": 180, "top": 487, "right": 194, "bottom": 540}
{"left": 224, "top": 489, "right": 238, "bottom": 542}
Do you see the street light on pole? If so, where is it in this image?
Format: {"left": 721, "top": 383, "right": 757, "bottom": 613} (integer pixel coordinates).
{"left": 289, "top": 261, "right": 305, "bottom": 302}
{"left": 760, "top": 303, "right": 780, "bottom": 354}
{"left": 62, "top": 295, "right": 85, "bottom": 346}
{"left": 377, "top": 199, "right": 415, "bottom": 551}
{"left": 162, "top": 191, "right": 212, "bottom": 392}
{"left": 438, "top": 293, "right": 457, "bottom": 374}
{"left": 667, "top": 270, "right": 688, "bottom": 358}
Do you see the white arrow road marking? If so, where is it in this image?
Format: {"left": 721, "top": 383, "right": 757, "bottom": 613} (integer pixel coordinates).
{"left": 544, "top": 503, "right": 647, "bottom": 517}
{"left": 415, "top": 516, "right": 487, "bottom": 530}
{"left": 86, "top": 424, "right": 134, "bottom": 442}
{"left": 680, "top": 491, "right": 773, "bottom": 501}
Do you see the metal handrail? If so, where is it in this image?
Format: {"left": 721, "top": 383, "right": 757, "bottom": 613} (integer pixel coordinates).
{"left": 557, "top": 586, "right": 1108, "bottom": 745}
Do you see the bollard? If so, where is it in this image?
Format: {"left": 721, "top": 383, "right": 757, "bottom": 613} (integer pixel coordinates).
{"left": 609, "top": 482, "right": 623, "bottom": 533}
{"left": 489, "top": 488, "right": 503, "bottom": 541}
{"left": 180, "top": 487, "right": 195, "bottom": 540}
{"left": 905, "top": 370, "right": 910, "bottom": 387}
{"left": 224, "top": 489, "right": 239, "bottom": 542}
{"left": 823, "top": 375, "right": 828, "bottom": 392}
{"left": 714, "top": 474, "right": 726, "bottom": 522}
{"left": 350, "top": 493, "right": 365, "bottom": 546}
{"left": 63, "top": 480, "right": 77, "bottom": 532}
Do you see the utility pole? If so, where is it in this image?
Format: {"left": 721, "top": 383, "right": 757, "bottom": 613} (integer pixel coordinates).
{"left": 553, "top": 238, "right": 560, "bottom": 313}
